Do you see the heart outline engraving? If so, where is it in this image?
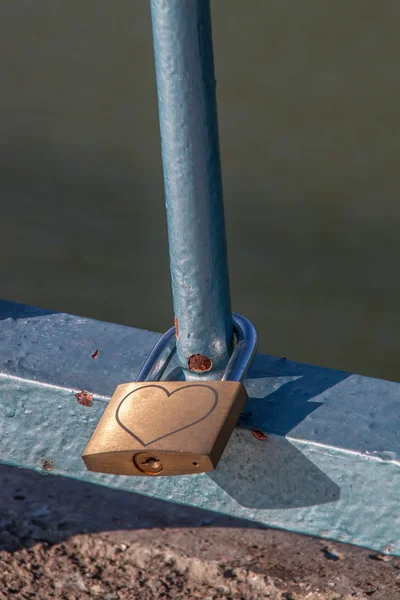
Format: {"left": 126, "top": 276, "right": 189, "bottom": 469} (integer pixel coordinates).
{"left": 115, "top": 384, "right": 219, "bottom": 447}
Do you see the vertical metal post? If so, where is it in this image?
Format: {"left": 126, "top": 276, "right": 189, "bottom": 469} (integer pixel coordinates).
{"left": 151, "top": 0, "right": 232, "bottom": 378}
{"left": 150, "top": 0, "right": 233, "bottom": 378}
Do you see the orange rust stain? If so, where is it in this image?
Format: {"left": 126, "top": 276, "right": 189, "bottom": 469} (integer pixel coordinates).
{"left": 188, "top": 354, "right": 212, "bottom": 372}
{"left": 40, "top": 459, "right": 54, "bottom": 471}
{"left": 252, "top": 428, "right": 267, "bottom": 441}
{"left": 174, "top": 317, "right": 179, "bottom": 340}
{"left": 75, "top": 390, "right": 93, "bottom": 407}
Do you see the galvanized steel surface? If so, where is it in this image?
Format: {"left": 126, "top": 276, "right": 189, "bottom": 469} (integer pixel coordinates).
{"left": 136, "top": 313, "right": 258, "bottom": 384}
{"left": 1, "top": 300, "right": 399, "bottom": 554}
{"left": 150, "top": 0, "right": 233, "bottom": 376}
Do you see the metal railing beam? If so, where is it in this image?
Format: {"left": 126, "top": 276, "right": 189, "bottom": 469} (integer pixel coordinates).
{"left": 1, "top": 300, "right": 400, "bottom": 556}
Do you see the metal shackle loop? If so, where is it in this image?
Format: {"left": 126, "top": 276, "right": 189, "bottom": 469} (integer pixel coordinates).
{"left": 221, "top": 313, "right": 258, "bottom": 383}
{"left": 136, "top": 313, "right": 258, "bottom": 383}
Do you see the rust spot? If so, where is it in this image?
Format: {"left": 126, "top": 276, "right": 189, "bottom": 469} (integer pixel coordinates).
{"left": 188, "top": 354, "right": 212, "bottom": 372}
{"left": 174, "top": 317, "right": 179, "bottom": 340}
{"left": 91, "top": 349, "right": 99, "bottom": 359}
{"left": 75, "top": 390, "right": 93, "bottom": 407}
{"left": 252, "top": 428, "right": 267, "bottom": 441}
{"left": 40, "top": 459, "right": 53, "bottom": 471}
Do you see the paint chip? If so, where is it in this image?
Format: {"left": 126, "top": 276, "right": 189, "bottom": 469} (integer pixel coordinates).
{"left": 75, "top": 391, "right": 93, "bottom": 407}
{"left": 40, "top": 459, "right": 54, "bottom": 471}
{"left": 252, "top": 428, "right": 267, "bottom": 441}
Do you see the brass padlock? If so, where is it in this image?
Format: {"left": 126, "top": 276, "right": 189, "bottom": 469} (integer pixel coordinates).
{"left": 82, "top": 313, "right": 257, "bottom": 476}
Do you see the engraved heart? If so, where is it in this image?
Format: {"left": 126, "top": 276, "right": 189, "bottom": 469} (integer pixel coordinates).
{"left": 115, "top": 384, "right": 218, "bottom": 446}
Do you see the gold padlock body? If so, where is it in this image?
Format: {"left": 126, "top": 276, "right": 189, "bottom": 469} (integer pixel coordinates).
{"left": 82, "top": 381, "right": 248, "bottom": 476}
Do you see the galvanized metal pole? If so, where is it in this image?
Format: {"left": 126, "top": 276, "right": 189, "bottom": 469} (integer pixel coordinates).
{"left": 150, "top": 0, "right": 233, "bottom": 378}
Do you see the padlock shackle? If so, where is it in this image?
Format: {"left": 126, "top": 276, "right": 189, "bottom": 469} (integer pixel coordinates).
{"left": 135, "top": 326, "right": 176, "bottom": 383}
{"left": 136, "top": 313, "right": 258, "bottom": 384}
{"left": 221, "top": 314, "right": 258, "bottom": 383}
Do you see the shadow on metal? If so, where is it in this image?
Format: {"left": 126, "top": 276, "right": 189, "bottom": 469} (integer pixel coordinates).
{"left": 208, "top": 358, "right": 348, "bottom": 509}
{"left": 0, "top": 300, "right": 57, "bottom": 321}
{"left": 241, "top": 355, "right": 351, "bottom": 436}
{"left": 209, "top": 434, "right": 340, "bottom": 510}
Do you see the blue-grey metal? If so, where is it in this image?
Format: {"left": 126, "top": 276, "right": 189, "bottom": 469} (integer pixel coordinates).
{"left": 136, "top": 325, "right": 176, "bottom": 382}
{"left": 1, "top": 300, "right": 400, "bottom": 555}
{"left": 138, "top": 313, "right": 258, "bottom": 383}
{"left": 150, "top": 0, "right": 233, "bottom": 376}
{"left": 221, "top": 314, "right": 258, "bottom": 383}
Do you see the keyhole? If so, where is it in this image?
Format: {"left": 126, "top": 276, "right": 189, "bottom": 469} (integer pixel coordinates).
{"left": 141, "top": 456, "right": 161, "bottom": 468}
{"left": 133, "top": 452, "right": 163, "bottom": 474}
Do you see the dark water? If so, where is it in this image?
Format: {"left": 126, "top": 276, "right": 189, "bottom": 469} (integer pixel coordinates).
{"left": 1, "top": 1, "right": 400, "bottom": 381}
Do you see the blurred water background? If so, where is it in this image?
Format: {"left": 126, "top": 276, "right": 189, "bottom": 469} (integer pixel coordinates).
{"left": 1, "top": 1, "right": 400, "bottom": 382}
